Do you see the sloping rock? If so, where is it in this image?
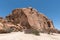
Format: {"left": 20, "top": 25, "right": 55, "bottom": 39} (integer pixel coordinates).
{"left": 0, "top": 7, "right": 59, "bottom": 33}
{"left": 5, "top": 7, "right": 55, "bottom": 32}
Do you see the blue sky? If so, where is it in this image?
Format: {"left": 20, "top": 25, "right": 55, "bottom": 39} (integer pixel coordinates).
{"left": 0, "top": 0, "right": 60, "bottom": 30}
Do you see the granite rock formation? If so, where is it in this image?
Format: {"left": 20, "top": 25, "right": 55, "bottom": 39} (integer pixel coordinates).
{"left": 0, "top": 7, "right": 59, "bottom": 33}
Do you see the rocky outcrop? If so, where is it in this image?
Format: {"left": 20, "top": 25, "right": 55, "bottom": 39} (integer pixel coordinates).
{"left": 0, "top": 18, "right": 23, "bottom": 33}
{"left": 0, "top": 7, "right": 59, "bottom": 33}
{"left": 5, "top": 7, "right": 55, "bottom": 32}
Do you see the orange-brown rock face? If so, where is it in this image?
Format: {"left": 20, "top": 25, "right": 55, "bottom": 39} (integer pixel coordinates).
{"left": 5, "top": 7, "right": 55, "bottom": 32}
{"left": 0, "top": 17, "right": 23, "bottom": 33}
{"left": 0, "top": 7, "right": 59, "bottom": 33}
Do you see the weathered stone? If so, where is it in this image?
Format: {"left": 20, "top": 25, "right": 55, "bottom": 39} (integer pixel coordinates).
{"left": 6, "top": 7, "right": 55, "bottom": 32}
{"left": 0, "top": 7, "right": 59, "bottom": 33}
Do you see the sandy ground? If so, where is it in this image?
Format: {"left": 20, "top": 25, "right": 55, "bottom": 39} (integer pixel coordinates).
{"left": 0, "top": 32, "right": 60, "bottom": 40}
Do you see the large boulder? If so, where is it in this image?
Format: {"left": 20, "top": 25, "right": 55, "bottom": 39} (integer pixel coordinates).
{"left": 6, "top": 7, "right": 55, "bottom": 32}
{"left": 0, "top": 7, "right": 59, "bottom": 33}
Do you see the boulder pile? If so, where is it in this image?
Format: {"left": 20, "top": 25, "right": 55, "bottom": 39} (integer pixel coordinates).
{"left": 0, "top": 7, "right": 59, "bottom": 34}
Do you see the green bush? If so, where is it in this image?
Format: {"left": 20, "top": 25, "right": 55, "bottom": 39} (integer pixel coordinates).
{"left": 2, "top": 25, "right": 16, "bottom": 33}
{"left": 24, "top": 29, "right": 40, "bottom": 36}
{"left": 31, "top": 29, "right": 40, "bottom": 36}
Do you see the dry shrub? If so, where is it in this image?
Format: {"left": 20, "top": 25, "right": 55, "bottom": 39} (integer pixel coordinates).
{"left": 58, "top": 31, "right": 60, "bottom": 34}
{"left": 24, "top": 29, "right": 40, "bottom": 36}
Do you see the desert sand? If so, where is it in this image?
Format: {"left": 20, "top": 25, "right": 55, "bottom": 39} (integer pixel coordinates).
{"left": 0, "top": 32, "right": 60, "bottom": 40}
